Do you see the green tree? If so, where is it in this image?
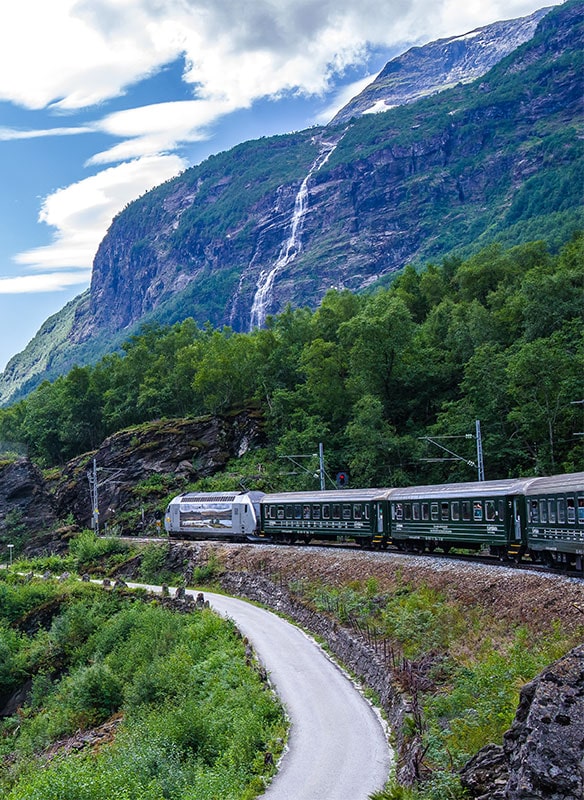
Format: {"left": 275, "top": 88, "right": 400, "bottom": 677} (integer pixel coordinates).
{"left": 343, "top": 395, "right": 396, "bottom": 486}
{"left": 506, "top": 325, "right": 583, "bottom": 472}
{"left": 341, "top": 293, "right": 415, "bottom": 421}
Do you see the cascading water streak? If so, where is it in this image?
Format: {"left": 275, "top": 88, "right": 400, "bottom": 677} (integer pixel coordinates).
{"left": 249, "top": 141, "right": 338, "bottom": 330}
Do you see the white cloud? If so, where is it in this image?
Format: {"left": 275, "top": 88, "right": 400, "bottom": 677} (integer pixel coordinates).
{"left": 89, "top": 98, "right": 238, "bottom": 165}
{"left": 0, "top": 126, "right": 93, "bottom": 141}
{"left": 0, "top": 1, "right": 551, "bottom": 111}
{"left": 0, "top": 271, "right": 92, "bottom": 294}
{"left": 15, "top": 154, "right": 186, "bottom": 274}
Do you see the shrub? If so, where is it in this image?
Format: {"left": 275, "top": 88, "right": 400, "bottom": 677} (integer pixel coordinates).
{"left": 69, "top": 530, "right": 129, "bottom": 570}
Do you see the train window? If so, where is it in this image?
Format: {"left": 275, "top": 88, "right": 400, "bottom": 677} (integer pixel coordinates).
{"left": 440, "top": 502, "right": 449, "bottom": 521}
{"left": 412, "top": 503, "right": 420, "bottom": 520}
{"left": 364, "top": 506, "right": 370, "bottom": 521}
{"left": 394, "top": 503, "right": 403, "bottom": 521}
{"left": 539, "top": 499, "right": 547, "bottom": 523}
{"left": 567, "top": 498, "right": 575, "bottom": 523}
{"left": 277, "top": 506, "right": 285, "bottom": 520}
{"left": 579, "top": 499, "right": 584, "bottom": 523}
{"left": 332, "top": 504, "right": 341, "bottom": 520}
{"left": 557, "top": 498, "right": 566, "bottom": 523}
{"left": 431, "top": 503, "right": 439, "bottom": 521}
{"left": 312, "top": 505, "right": 321, "bottom": 519}
{"left": 451, "top": 502, "right": 460, "bottom": 521}
{"left": 342, "top": 504, "right": 352, "bottom": 520}
{"left": 265, "top": 505, "right": 273, "bottom": 519}
{"left": 404, "top": 504, "right": 412, "bottom": 521}
{"left": 547, "top": 499, "right": 556, "bottom": 523}
{"left": 285, "top": 506, "right": 293, "bottom": 519}
{"left": 294, "top": 504, "right": 302, "bottom": 520}
{"left": 499, "top": 500, "right": 505, "bottom": 520}
{"left": 354, "top": 504, "right": 362, "bottom": 520}
{"left": 322, "top": 505, "right": 330, "bottom": 520}
{"left": 473, "top": 502, "right": 483, "bottom": 521}
{"left": 421, "top": 503, "right": 429, "bottom": 521}
{"left": 530, "top": 500, "right": 539, "bottom": 523}
{"left": 462, "top": 501, "right": 471, "bottom": 521}
{"left": 485, "top": 500, "right": 496, "bottom": 522}
{"left": 303, "top": 505, "right": 311, "bottom": 519}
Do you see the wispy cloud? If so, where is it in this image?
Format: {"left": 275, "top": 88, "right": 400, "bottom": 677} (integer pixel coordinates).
{"left": 13, "top": 155, "right": 186, "bottom": 278}
{"left": 0, "top": 126, "right": 94, "bottom": 141}
{"left": 0, "top": 271, "right": 92, "bottom": 294}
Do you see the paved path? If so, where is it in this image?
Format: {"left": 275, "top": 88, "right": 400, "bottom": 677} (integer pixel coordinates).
{"left": 193, "top": 589, "right": 392, "bottom": 800}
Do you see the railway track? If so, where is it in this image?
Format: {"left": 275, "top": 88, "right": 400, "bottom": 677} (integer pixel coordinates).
{"left": 121, "top": 534, "right": 584, "bottom": 580}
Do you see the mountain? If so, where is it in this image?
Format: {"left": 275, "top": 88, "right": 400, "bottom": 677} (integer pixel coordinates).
{"left": 0, "top": 1, "right": 582, "bottom": 407}
{"left": 330, "top": 6, "right": 552, "bottom": 124}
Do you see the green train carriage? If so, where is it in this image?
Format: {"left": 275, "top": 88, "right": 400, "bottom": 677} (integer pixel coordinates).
{"left": 381, "top": 478, "right": 535, "bottom": 559}
{"left": 523, "top": 472, "right": 584, "bottom": 569}
{"left": 260, "top": 489, "right": 386, "bottom": 546}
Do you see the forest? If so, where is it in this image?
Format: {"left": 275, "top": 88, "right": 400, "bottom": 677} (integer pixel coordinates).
{"left": 0, "top": 234, "right": 582, "bottom": 486}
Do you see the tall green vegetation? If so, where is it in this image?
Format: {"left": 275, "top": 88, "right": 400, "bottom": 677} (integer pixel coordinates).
{"left": 299, "top": 575, "right": 581, "bottom": 800}
{"left": 0, "top": 575, "right": 284, "bottom": 799}
{"left": 0, "top": 236, "right": 581, "bottom": 481}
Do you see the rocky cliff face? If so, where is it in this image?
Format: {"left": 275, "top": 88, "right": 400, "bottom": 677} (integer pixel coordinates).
{"left": 330, "top": 7, "right": 551, "bottom": 124}
{"left": 0, "top": 458, "right": 56, "bottom": 547}
{"left": 82, "top": 1, "right": 582, "bottom": 335}
{"left": 460, "top": 644, "right": 584, "bottom": 800}
{"left": 53, "top": 412, "right": 265, "bottom": 532}
{"left": 0, "top": 2, "right": 581, "bottom": 406}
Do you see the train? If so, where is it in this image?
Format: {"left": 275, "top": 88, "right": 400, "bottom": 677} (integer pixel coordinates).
{"left": 164, "top": 472, "right": 584, "bottom": 571}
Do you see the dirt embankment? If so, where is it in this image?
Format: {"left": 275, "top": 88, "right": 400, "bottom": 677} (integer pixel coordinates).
{"left": 195, "top": 542, "right": 584, "bottom": 635}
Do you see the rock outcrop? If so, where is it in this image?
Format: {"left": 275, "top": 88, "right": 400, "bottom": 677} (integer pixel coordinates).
{"left": 460, "top": 644, "right": 584, "bottom": 800}
{"left": 54, "top": 411, "right": 265, "bottom": 532}
{"left": 0, "top": 458, "right": 56, "bottom": 539}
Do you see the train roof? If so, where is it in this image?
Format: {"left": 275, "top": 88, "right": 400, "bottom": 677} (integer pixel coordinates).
{"left": 173, "top": 491, "right": 264, "bottom": 503}
{"left": 263, "top": 488, "right": 386, "bottom": 503}
{"left": 380, "top": 477, "right": 537, "bottom": 501}
{"left": 521, "top": 472, "right": 584, "bottom": 494}
{"left": 379, "top": 473, "right": 584, "bottom": 500}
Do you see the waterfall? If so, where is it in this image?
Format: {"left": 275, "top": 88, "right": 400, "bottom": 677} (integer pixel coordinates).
{"left": 249, "top": 140, "right": 338, "bottom": 330}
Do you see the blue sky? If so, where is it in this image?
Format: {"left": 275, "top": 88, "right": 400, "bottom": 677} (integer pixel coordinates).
{"left": 0, "top": 0, "right": 552, "bottom": 372}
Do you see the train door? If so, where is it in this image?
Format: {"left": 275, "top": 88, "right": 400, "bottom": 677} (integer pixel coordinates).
{"left": 508, "top": 494, "right": 527, "bottom": 561}
{"left": 376, "top": 503, "right": 384, "bottom": 535}
{"left": 512, "top": 497, "right": 523, "bottom": 541}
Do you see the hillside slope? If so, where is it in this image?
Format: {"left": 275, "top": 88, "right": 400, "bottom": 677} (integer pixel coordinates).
{"left": 0, "top": 0, "right": 581, "bottom": 407}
